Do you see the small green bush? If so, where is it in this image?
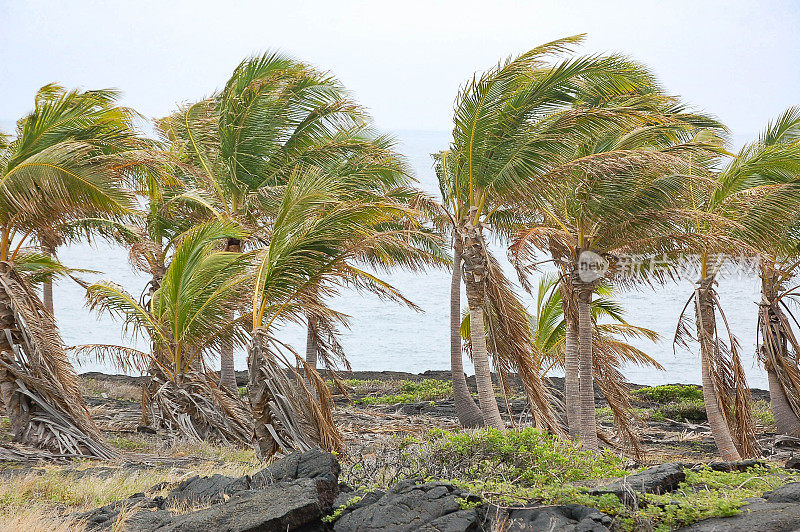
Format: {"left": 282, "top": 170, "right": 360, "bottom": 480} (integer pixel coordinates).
{"left": 751, "top": 399, "right": 775, "bottom": 426}
{"left": 405, "top": 427, "right": 627, "bottom": 487}
{"left": 355, "top": 379, "right": 452, "bottom": 405}
{"left": 655, "top": 398, "right": 707, "bottom": 422}
{"left": 634, "top": 384, "right": 703, "bottom": 404}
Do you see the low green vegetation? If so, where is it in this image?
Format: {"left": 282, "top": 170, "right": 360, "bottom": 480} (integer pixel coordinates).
{"left": 634, "top": 385, "right": 703, "bottom": 404}
{"left": 652, "top": 398, "right": 707, "bottom": 422}
{"left": 109, "top": 436, "right": 154, "bottom": 452}
{"left": 322, "top": 495, "right": 363, "bottom": 523}
{"left": 347, "top": 379, "right": 453, "bottom": 405}
{"left": 751, "top": 399, "right": 776, "bottom": 426}
{"left": 343, "top": 429, "right": 800, "bottom": 530}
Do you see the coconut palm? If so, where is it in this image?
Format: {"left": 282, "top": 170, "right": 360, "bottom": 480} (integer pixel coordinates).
{"left": 5, "top": 85, "right": 140, "bottom": 315}
{"left": 510, "top": 94, "right": 726, "bottom": 449}
{"left": 737, "top": 108, "right": 800, "bottom": 437}
{"left": 0, "top": 85, "right": 143, "bottom": 457}
{"left": 436, "top": 35, "right": 668, "bottom": 431}
{"left": 528, "top": 274, "right": 661, "bottom": 452}
{"left": 79, "top": 220, "right": 254, "bottom": 444}
{"left": 671, "top": 115, "right": 800, "bottom": 459}
{"left": 247, "top": 165, "right": 425, "bottom": 458}
{"left": 158, "top": 52, "right": 430, "bottom": 392}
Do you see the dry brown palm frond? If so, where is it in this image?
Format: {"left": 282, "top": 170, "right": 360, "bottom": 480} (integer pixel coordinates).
{"left": 0, "top": 262, "right": 116, "bottom": 459}
{"left": 675, "top": 281, "right": 759, "bottom": 458}
{"left": 508, "top": 226, "right": 574, "bottom": 291}
{"left": 757, "top": 269, "right": 800, "bottom": 424}
{"left": 69, "top": 343, "right": 166, "bottom": 377}
{"left": 145, "top": 369, "right": 253, "bottom": 446}
{"left": 465, "top": 251, "right": 563, "bottom": 435}
{"left": 247, "top": 328, "right": 344, "bottom": 460}
{"left": 308, "top": 312, "right": 352, "bottom": 373}
{"left": 591, "top": 347, "right": 643, "bottom": 457}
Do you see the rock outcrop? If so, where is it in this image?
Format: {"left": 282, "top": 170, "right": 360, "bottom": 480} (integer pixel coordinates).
{"left": 80, "top": 448, "right": 339, "bottom": 532}
{"left": 677, "top": 482, "right": 800, "bottom": 531}
{"left": 590, "top": 463, "right": 685, "bottom": 504}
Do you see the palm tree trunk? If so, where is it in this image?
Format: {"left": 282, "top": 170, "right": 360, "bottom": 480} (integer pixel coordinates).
{"left": 561, "top": 277, "right": 580, "bottom": 438}
{"left": 42, "top": 243, "right": 55, "bottom": 315}
{"left": 219, "top": 238, "right": 241, "bottom": 393}
{"left": 575, "top": 280, "right": 598, "bottom": 450}
{"left": 760, "top": 269, "right": 800, "bottom": 436}
{"left": 305, "top": 314, "right": 318, "bottom": 369}
{"left": 768, "top": 367, "right": 800, "bottom": 436}
{"left": 696, "top": 278, "right": 741, "bottom": 461}
{"left": 219, "top": 308, "right": 238, "bottom": 393}
{"left": 460, "top": 220, "right": 503, "bottom": 429}
{"left": 451, "top": 239, "right": 483, "bottom": 428}
{"left": 468, "top": 306, "right": 503, "bottom": 429}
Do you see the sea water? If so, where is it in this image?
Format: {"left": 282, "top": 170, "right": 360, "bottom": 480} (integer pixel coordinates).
{"left": 55, "top": 130, "right": 768, "bottom": 388}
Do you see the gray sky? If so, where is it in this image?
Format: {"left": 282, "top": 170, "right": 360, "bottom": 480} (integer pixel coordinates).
{"left": 1, "top": 0, "right": 799, "bottom": 139}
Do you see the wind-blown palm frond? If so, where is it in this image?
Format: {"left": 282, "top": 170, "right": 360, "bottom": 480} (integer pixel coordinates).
{"left": 84, "top": 219, "right": 253, "bottom": 445}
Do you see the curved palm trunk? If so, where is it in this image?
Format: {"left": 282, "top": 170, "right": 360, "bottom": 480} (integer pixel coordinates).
{"left": 450, "top": 240, "right": 483, "bottom": 428}
{"left": 305, "top": 314, "right": 318, "bottom": 369}
{"left": 0, "top": 264, "right": 115, "bottom": 458}
{"left": 219, "top": 238, "right": 241, "bottom": 393}
{"left": 760, "top": 268, "right": 800, "bottom": 436}
{"left": 575, "top": 279, "right": 598, "bottom": 450}
{"left": 219, "top": 309, "right": 237, "bottom": 392}
{"left": 768, "top": 368, "right": 800, "bottom": 435}
{"left": 561, "top": 277, "right": 580, "bottom": 438}
{"left": 696, "top": 278, "right": 741, "bottom": 461}
{"left": 42, "top": 242, "right": 55, "bottom": 315}
{"left": 460, "top": 220, "right": 503, "bottom": 429}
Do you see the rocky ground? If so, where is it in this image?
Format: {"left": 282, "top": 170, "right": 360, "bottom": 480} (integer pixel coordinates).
{"left": 0, "top": 370, "right": 799, "bottom": 531}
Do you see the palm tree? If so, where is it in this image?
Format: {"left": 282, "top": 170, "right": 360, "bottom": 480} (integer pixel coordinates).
{"left": 247, "top": 166, "right": 421, "bottom": 458}
{"left": 0, "top": 84, "right": 141, "bottom": 457}
{"left": 79, "top": 220, "right": 253, "bottom": 444}
{"left": 435, "top": 35, "right": 683, "bottom": 431}
{"left": 672, "top": 115, "right": 800, "bottom": 459}
{"left": 8, "top": 85, "right": 139, "bottom": 315}
{"left": 739, "top": 108, "right": 800, "bottom": 436}
{"left": 510, "top": 94, "right": 726, "bottom": 449}
{"left": 158, "top": 52, "right": 422, "bottom": 392}
{"left": 528, "top": 275, "right": 661, "bottom": 453}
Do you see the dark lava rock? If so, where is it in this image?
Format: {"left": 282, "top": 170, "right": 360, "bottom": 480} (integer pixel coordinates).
{"left": 677, "top": 482, "right": 800, "bottom": 531}
{"left": 705, "top": 459, "right": 765, "bottom": 472}
{"left": 156, "top": 478, "right": 332, "bottom": 532}
{"left": 163, "top": 447, "right": 340, "bottom": 506}
{"left": 591, "top": 463, "right": 685, "bottom": 504}
{"left": 332, "top": 480, "right": 481, "bottom": 531}
{"left": 763, "top": 482, "right": 800, "bottom": 503}
{"left": 677, "top": 497, "right": 800, "bottom": 531}
{"left": 80, "top": 449, "right": 340, "bottom": 531}
{"left": 136, "top": 425, "right": 157, "bottom": 434}
{"left": 784, "top": 456, "right": 800, "bottom": 470}
{"left": 251, "top": 447, "right": 340, "bottom": 488}
{"left": 165, "top": 472, "right": 248, "bottom": 505}
{"left": 491, "top": 504, "right": 612, "bottom": 532}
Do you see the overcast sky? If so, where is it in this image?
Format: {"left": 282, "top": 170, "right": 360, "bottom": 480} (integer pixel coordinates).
{"left": 2, "top": 1, "right": 799, "bottom": 139}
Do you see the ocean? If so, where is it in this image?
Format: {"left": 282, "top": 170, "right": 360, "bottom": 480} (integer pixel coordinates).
{"left": 52, "top": 129, "right": 769, "bottom": 389}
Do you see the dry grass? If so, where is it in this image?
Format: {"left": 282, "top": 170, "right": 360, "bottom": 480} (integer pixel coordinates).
{"left": 0, "top": 505, "right": 84, "bottom": 531}
{"left": 0, "top": 458, "right": 264, "bottom": 531}
{"left": 164, "top": 439, "right": 260, "bottom": 466}
{"left": 79, "top": 377, "right": 141, "bottom": 402}
{"left": 0, "top": 467, "right": 180, "bottom": 511}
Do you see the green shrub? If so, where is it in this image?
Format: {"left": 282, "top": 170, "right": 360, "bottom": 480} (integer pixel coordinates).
{"left": 634, "top": 384, "right": 703, "bottom": 404}
{"left": 655, "top": 398, "right": 707, "bottom": 422}
{"left": 355, "top": 379, "right": 452, "bottom": 405}
{"left": 403, "top": 428, "right": 627, "bottom": 487}
{"left": 751, "top": 399, "right": 775, "bottom": 426}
